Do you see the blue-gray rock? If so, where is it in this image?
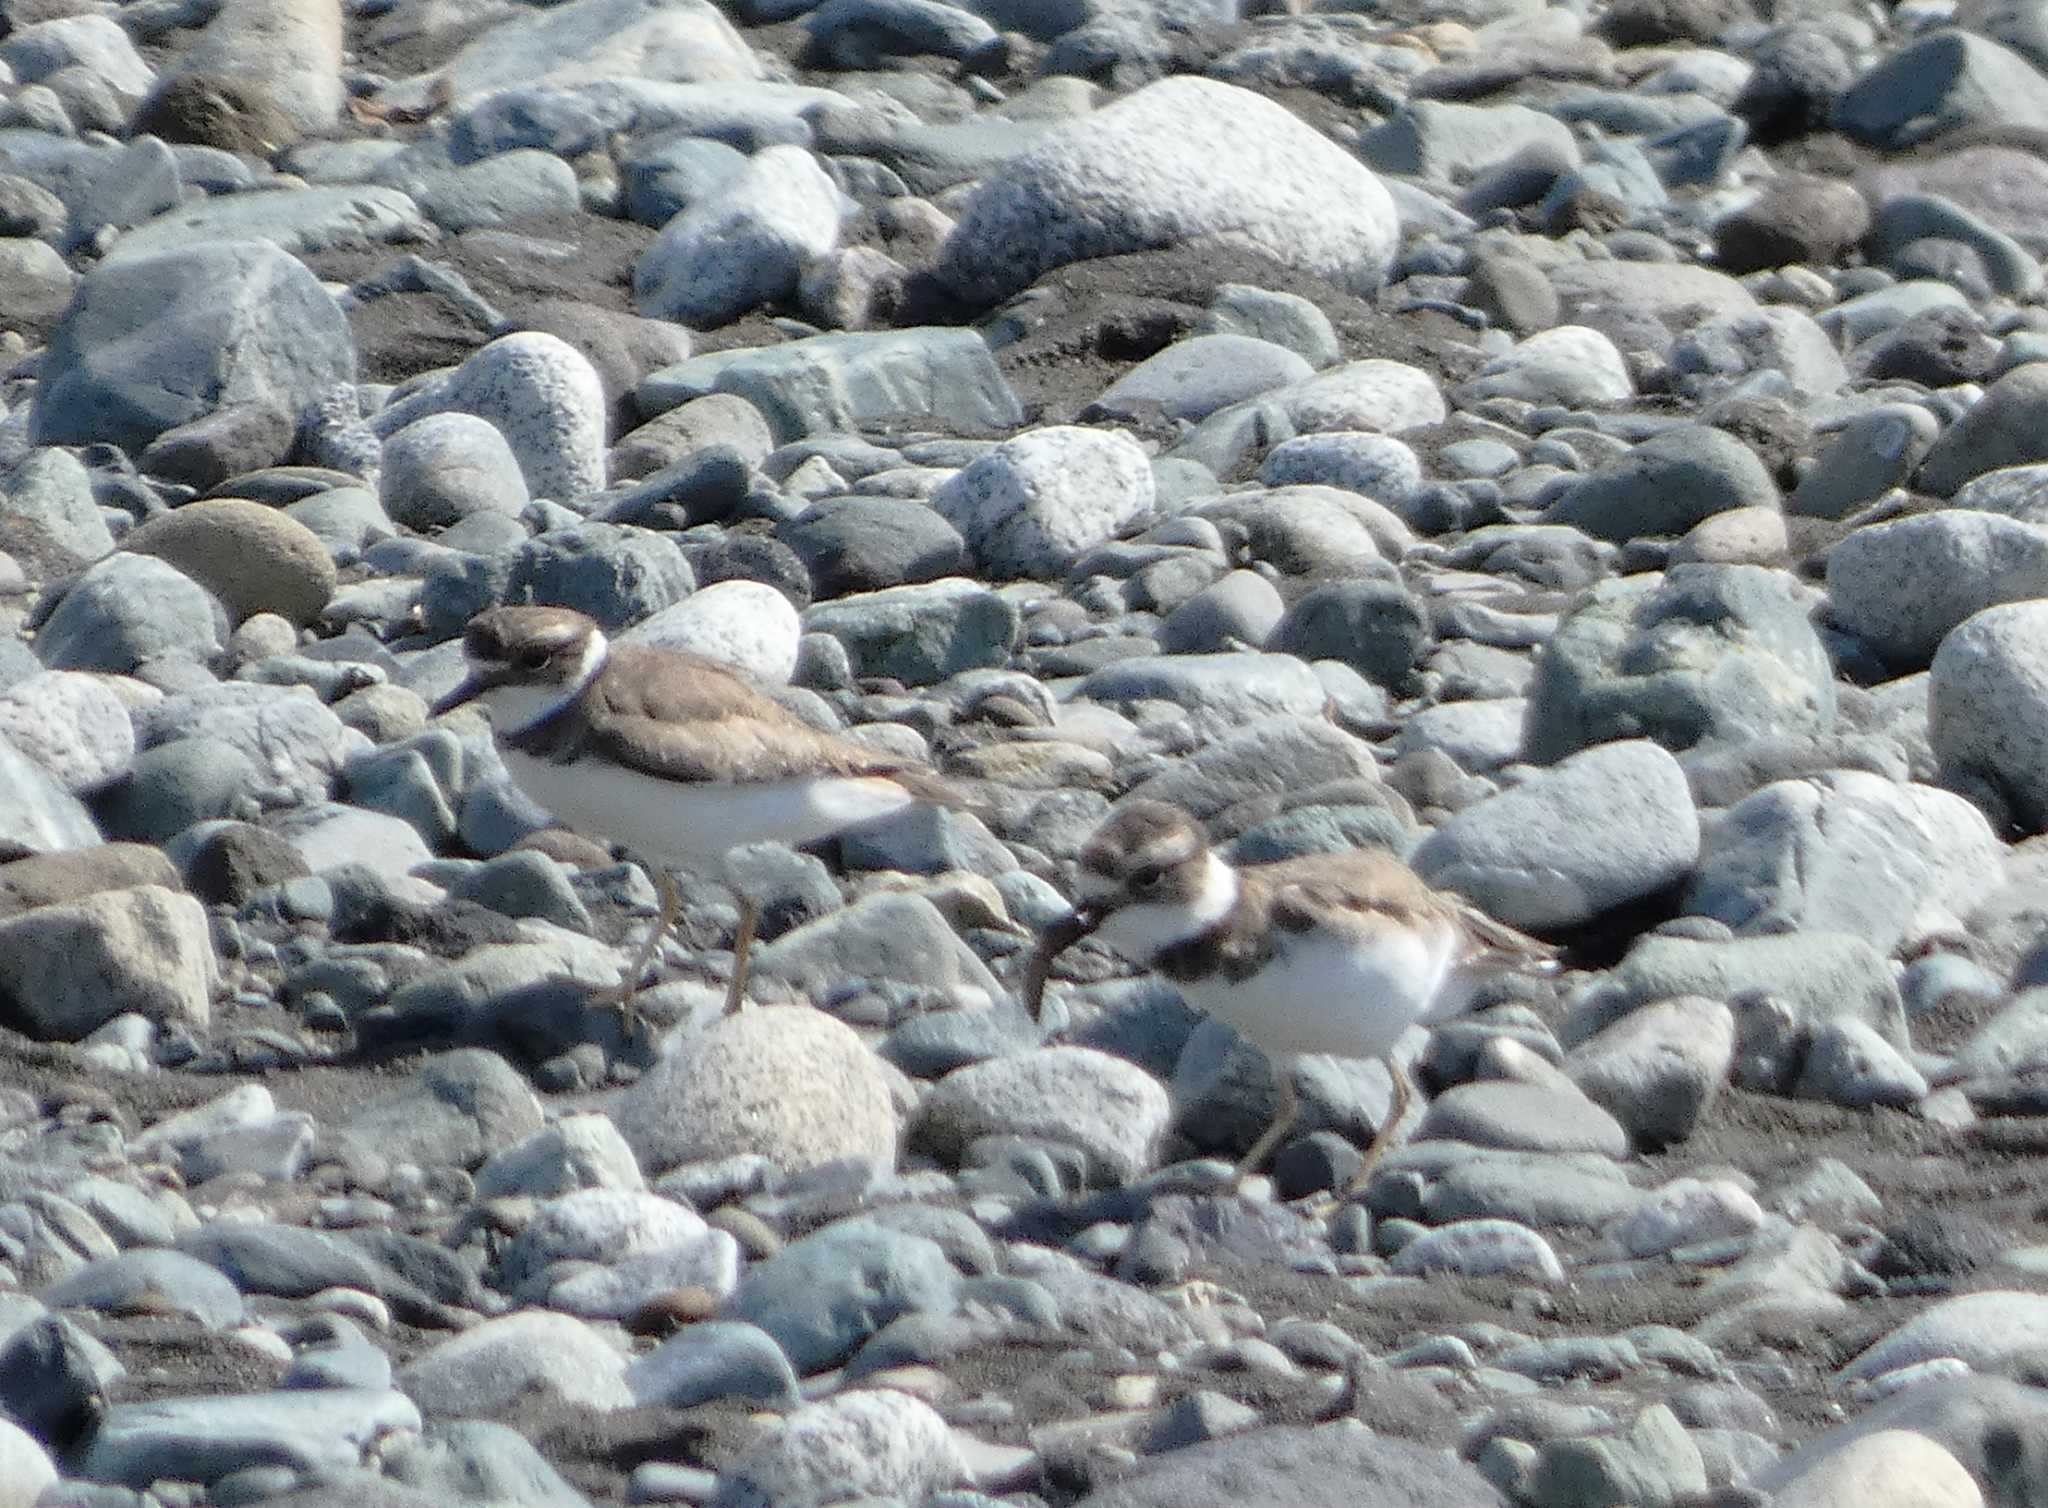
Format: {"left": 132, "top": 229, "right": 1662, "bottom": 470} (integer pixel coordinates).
{"left": 913, "top": 1045, "right": 1170, "bottom": 1185}
{"left": 78, "top": 1389, "right": 422, "bottom": 1489}
{"left": 1077, "top": 652, "right": 1328, "bottom": 738}
{"left": 1416, "top": 740, "right": 1699, "bottom": 931}
{"left": 1522, "top": 564, "right": 1836, "bottom": 764}
{"left": 1542, "top": 426, "right": 1779, "bottom": 543}
{"left": 1362, "top": 99, "right": 1577, "bottom": 182}
{"left": 722, "top": 1222, "right": 961, "bottom": 1374}
{"left": 496, "top": 1188, "right": 738, "bottom": 1317}
{"left": 1456, "top": 325, "right": 1634, "bottom": 407}
{"left": 1158, "top": 570, "right": 1285, "bottom": 654}
{"left": 1417, "top": 1079, "right": 1631, "bottom": 1158}
{"left": 1870, "top": 190, "right": 2043, "bottom": 298}
{"left": 1668, "top": 306, "right": 1847, "bottom": 400}
{"left": 0, "top": 734, "right": 100, "bottom": 856}
{"left": 801, "top": 576, "right": 1016, "bottom": 683}
{"left": 805, "top": 0, "right": 998, "bottom": 67}
{"left": 778, "top": 495, "right": 965, "bottom": 597}
{"left": 1092, "top": 333, "right": 1313, "bottom": 423}
{"left": 41, "top": 1249, "right": 243, "bottom": 1329}
{"left": 1071, "top": 1423, "right": 1509, "bottom": 1508}
{"left": 420, "top": 520, "right": 694, "bottom": 639}
{"left": 1202, "top": 282, "right": 1340, "bottom": 368}
{"left": 106, "top": 183, "right": 431, "bottom": 264}
{"left": 1419, "top": 1149, "right": 1644, "bottom": 1230}
{"left": 1391, "top": 1219, "right": 1566, "bottom": 1283}
{"left": 0, "top": 1313, "right": 113, "bottom": 1460}
{"left": 1683, "top": 770, "right": 2001, "bottom": 953}
{"left": 379, "top": 413, "right": 530, "bottom": 531}
{"left": 96, "top": 737, "right": 260, "bottom": 845}
{"left": 1789, "top": 404, "right": 1940, "bottom": 520}
{"left": 711, "top": 1389, "right": 964, "bottom": 1508}
{"left": 1838, "top": 1290, "right": 2048, "bottom": 1385}
{"left": 1754, "top": 1374, "right": 2048, "bottom": 1508}
{"left": 378, "top": 0, "right": 766, "bottom": 112}
{"left": 382, "top": 1420, "right": 590, "bottom": 1508}
{"left": 1930, "top": 600, "right": 2048, "bottom": 832}
{"left": 1829, "top": 510, "right": 2048, "bottom": 668}
{"left": 1565, "top": 931, "right": 1906, "bottom": 1051}
{"left": 1920, "top": 364, "right": 2048, "bottom": 496}
{"left": 0, "top": 672, "right": 130, "bottom": 803}
{"left": 334, "top": 1049, "right": 545, "bottom": 1173}
{"left": 1267, "top": 580, "right": 1430, "bottom": 690}
{"left": 1836, "top": 30, "right": 2048, "bottom": 150}
{"left": 36, "top": 553, "right": 227, "bottom": 674}
{"left": 31, "top": 240, "right": 354, "bottom": 455}
{"left": 1254, "top": 441, "right": 1416, "bottom": 527}
{"left": 625, "top": 1320, "right": 800, "bottom": 1409}
{"left": 644, "top": 327, "right": 1022, "bottom": 445}
{"left": 1122, "top": 716, "right": 1379, "bottom": 819}
{"left": 392, "top": 150, "right": 581, "bottom": 235}
{"left": 397, "top": 1311, "right": 630, "bottom": 1416}
{"left": 1526, "top": 1404, "right": 1707, "bottom": 1508}
{"left": 622, "top": 133, "right": 748, "bottom": 229}
{"left": 934, "top": 76, "right": 1398, "bottom": 306}
{"left": 447, "top": 849, "right": 592, "bottom": 931}
{"left": 634, "top": 145, "right": 842, "bottom": 328}
{"left": 1566, "top": 997, "right": 1735, "bottom": 1148}
{"left": 1796, "top": 1017, "right": 1929, "bottom": 1109}
{"left": 0, "top": 447, "right": 111, "bottom": 565}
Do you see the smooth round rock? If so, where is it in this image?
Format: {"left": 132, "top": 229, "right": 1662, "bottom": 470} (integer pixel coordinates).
{"left": 122, "top": 499, "right": 337, "bottom": 627}
{"left": 616, "top": 1005, "right": 898, "bottom": 1179}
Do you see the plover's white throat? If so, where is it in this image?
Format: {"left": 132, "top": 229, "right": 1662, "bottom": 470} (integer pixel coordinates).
{"left": 433, "top": 605, "right": 958, "bottom": 1015}
{"left": 1028, "top": 800, "right": 1558, "bottom": 1195}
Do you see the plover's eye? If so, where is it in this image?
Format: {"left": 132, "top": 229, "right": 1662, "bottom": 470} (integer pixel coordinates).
{"left": 1130, "top": 864, "right": 1167, "bottom": 894}
{"left": 515, "top": 646, "right": 551, "bottom": 671}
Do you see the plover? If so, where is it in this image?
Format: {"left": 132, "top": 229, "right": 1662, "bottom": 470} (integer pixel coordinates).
{"left": 1027, "top": 800, "right": 1557, "bottom": 1195}
{"left": 433, "top": 605, "right": 958, "bottom": 1016}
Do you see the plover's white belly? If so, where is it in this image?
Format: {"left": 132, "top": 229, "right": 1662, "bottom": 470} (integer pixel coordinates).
{"left": 499, "top": 744, "right": 918, "bottom": 865}
{"left": 1178, "top": 925, "right": 1454, "bottom": 1062}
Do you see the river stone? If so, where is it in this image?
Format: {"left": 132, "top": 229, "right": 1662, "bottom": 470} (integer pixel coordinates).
{"left": 121, "top": 499, "right": 337, "bottom": 627}
{"left": 31, "top": 240, "right": 354, "bottom": 456}
{"left": 1522, "top": 564, "right": 1836, "bottom": 764}
{"left": 1415, "top": 739, "right": 1699, "bottom": 930}
{"left": 0, "top": 884, "right": 214, "bottom": 1040}
{"left": 1542, "top": 425, "right": 1779, "bottom": 543}
{"left": 615, "top": 1004, "right": 898, "bottom": 1178}
{"left": 933, "top": 75, "right": 1399, "bottom": 306}
{"left": 1930, "top": 601, "right": 2048, "bottom": 832}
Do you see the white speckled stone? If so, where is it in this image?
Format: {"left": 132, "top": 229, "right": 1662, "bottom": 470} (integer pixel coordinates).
{"left": 373, "top": 331, "right": 607, "bottom": 505}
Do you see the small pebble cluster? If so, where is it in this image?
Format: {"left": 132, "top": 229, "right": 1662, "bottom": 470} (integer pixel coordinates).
{"left": 1, "top": 0, "right": 2048, "bottom": 1503}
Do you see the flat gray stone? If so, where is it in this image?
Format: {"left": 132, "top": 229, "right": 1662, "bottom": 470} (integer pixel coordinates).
{"left": 1683, "top": 770, "right": 2001, "bottom": 954}
{"left": 1522, "top": 564, "right": 1836, "bottom": 764}
{"left": 1415, "top": 739, "right": 1699, "bottom": 931}
{"left": 78, "top": 1389, "right": 422, "bottom": 1488}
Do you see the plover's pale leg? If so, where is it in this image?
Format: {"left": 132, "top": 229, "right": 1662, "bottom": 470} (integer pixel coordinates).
{"left": 723, "top": 894, "right": 760, "bottom": 1015}
{"left": 1342, "top": 1058, "right": 1414, "bottom": 1197}
{"left": 1232, "top": 1058, "right": 1300, "bottom": 1189}
{"left": 587, "top": 862, "right": 681, "bottom": 1038}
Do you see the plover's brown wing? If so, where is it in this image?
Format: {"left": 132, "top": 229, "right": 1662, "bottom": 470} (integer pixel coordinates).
{"left": 1451, "top": 899, "right": 1561, "bottom": 973}
{"left": 586, "top": 645, "right": 961, "bottom": 796}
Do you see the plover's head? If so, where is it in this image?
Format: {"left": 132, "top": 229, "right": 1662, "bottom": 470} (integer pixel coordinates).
{"left": 432, "top": 606, "right": 608, "bottom": 726}
{"left": 1035, "top": 801, "right": 1239, "bottom": 979}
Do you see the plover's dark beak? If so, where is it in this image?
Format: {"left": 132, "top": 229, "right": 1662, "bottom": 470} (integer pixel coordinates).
{"left": 1021, "top": 905, "right": 1100, "bottom": 1020}
{"left": 430, "top": 668, "right": 495, "bottom": 717}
